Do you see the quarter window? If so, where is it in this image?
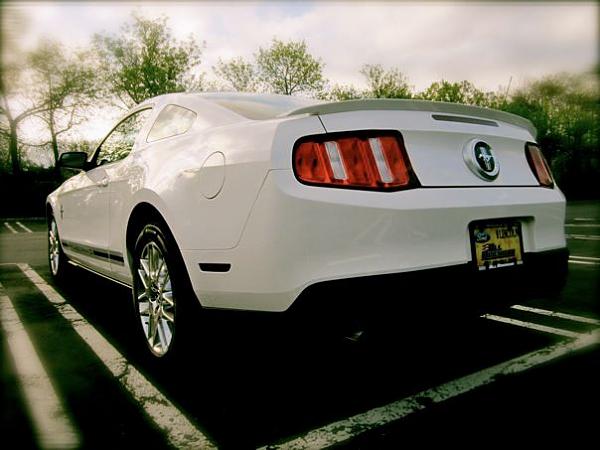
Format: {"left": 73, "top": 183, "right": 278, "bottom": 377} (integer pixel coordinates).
{"left": 147, "top": 104, "right": 197, "bottom": 142}
{"left": 96, "top": 109, "right": 151, "bottom": 165}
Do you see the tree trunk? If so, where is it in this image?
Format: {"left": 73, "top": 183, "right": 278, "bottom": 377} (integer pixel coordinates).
{"left": 8, "top": 121, "right": 20, "bottom": 176}
{"left": 50, "top": 123, "right": 60, "bottom": 177}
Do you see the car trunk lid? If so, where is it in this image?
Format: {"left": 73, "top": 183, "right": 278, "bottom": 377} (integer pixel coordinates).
{"left": 286, "top": 100, "right": 540, "bottom": 187}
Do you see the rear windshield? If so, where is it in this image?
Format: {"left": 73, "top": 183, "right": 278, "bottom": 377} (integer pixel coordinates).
{"left": 198, "top": 93, "right": 322, "bottom": 120}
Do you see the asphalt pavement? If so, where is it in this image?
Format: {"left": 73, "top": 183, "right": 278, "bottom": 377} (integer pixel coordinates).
{"left": 1, "top": 201, "right": 599, "bottom": 449}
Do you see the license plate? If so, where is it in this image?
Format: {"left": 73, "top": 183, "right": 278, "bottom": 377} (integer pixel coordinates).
{"left": 471, "top": 221, "right": 523, "bottom": 271}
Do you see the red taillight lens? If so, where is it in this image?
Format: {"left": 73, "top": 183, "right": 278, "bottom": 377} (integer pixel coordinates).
{"left": 293, "top": 132, "right": 417, "bottom": 190}
{"left": 525, "top": 143, "right": 554, "bottom": 188}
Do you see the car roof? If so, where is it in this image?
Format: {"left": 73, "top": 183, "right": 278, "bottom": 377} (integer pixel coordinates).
{"left": 137, "top": 93, "right": 536, "bottom": 137}
{"left": 138, "top": 92, "right": 323, "bottom": 120}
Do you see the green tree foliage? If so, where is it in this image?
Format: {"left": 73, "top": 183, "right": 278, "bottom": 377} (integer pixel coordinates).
{"left": 256, "top": 39, "right": 325, "bottom": 96}
{"left": 360, "top": 64, "right": 412, "bottom": 99}
{"left": 94, "top": 13, "right": 204, "bottom": 106}
{"left": 418, "top": 80, "right": 489, "bottom": 106}
{"left": 319, "top": 84, "right": 363, "bottom": 101}
{"left": 501, "top": 73, "right": 599, "bottom": 197}
{"left": 213, "top": 57, "right": 258, "bottom": 92}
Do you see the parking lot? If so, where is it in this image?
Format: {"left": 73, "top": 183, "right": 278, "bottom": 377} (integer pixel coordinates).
{"left": 1, "top": 201, "right": 599, "bottom": 449}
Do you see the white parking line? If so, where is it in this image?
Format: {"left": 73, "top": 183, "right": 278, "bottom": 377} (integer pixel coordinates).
{"left": 16, "top": 221, "right": 33, "bottom": 233}
{"left": 569, "top": 260, "right": 599, "bottom": 266}
{"left": 566, "top": 234, "right": 600, "bottom": 241}
{"left": 511, "top": 304, "right": 600, "bottom": 325}
{"left": 4, "top": 222, "right": 18, "bottom": 234}
{"left": 261, "top": 328, "right": 600, "bottom": 450}
{"left": 573, "top": 218, "right": 596, "bottom": 221}
{"left": 565, "top": 223, "right": 600, "bottom": 227}
{"left": 570, "top": 255, "right": 600, "bottom": 265}
{"left": 15, "top": 263, "right": 216, "bottom": 450}
{"left": 482, "top": 314, "right": 582, "bottom": 338}
{"left": 570, "top": 255, "right": 600, "bottom": 261}
{"left": 0, "top": 282, "right": 79, "bottom": 449}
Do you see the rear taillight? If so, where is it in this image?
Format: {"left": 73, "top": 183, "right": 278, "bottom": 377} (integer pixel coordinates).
{"left": 525, "top": 143, "right": 554, "bottom": 188}
{"left": 293, "top": 132, "right": 418, "bottom": 190}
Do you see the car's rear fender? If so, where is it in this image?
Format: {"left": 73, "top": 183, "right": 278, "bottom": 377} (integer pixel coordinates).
{"left": 137, "top": 115, "right": 326, "bottom": 252}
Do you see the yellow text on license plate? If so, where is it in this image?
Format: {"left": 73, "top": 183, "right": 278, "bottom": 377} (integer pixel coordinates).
{"left": 472, "top": 222, "right": 523, "bottom": 271}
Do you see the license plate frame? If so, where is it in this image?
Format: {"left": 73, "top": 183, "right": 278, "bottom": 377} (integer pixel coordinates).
{"left": 470, "top": 220, "right": 524, "bottom": 271}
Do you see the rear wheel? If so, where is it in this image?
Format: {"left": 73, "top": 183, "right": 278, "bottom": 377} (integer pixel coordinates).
{"left": 132, "top": 223, "right": 191, "bottom": 359}
{"left": 48, "top": 217, "right": 70, "bottom": 280}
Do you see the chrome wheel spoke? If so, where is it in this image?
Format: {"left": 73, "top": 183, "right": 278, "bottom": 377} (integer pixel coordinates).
{"left": 139, "top": 259, "right": 151, "bottom": 284}
{"left": 140, "top": 315, "right": 150, "bottom": 336}
{"left": 157, "top": 319, "right": 168, "bottom": 349}
{"left": 161, "top": 309, "right": 174, "bottom": 323}
{"left": 137, "top": 268, "right": 150, "bottom": 289}
{"left": 148, "top": 245, "right": 159, "bottom": 280}
{"left": 148, "top": 313, "right": 159, "bottom": 348}
{"left": 162, "top": 291, "right": 174, "bottom": 307}
{"left": 156, "top": 259, "right": 166, "bottom": 283}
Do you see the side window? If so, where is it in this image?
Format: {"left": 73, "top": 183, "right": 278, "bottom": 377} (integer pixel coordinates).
{"left": 96, "top": 109, "right": 152, "bottom": 165}
{"left": 147, "top": 104, "right": 197, "bottom": 143}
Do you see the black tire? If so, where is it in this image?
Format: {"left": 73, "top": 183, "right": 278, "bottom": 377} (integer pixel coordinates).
{"left": 48, "top": 216, "right": 70, "bottom": 281}
{"left": 131, "top": 223, "right": 194, "bottom": 360}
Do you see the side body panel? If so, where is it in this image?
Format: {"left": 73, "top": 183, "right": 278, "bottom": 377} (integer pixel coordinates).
{"left": 56, "top": 167, "right": 110, "bottom": 273}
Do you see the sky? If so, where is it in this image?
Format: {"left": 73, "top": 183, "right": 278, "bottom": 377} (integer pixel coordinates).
{"left": 4, "top": 1, "right": 597, "bottom": 92}
{"left": 1, "top": 1, "right": 598, "bottom": 150}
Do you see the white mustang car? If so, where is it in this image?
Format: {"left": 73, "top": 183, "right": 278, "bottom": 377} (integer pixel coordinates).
{"left": 47, "top": 93, "right": 568, "bottom": 358}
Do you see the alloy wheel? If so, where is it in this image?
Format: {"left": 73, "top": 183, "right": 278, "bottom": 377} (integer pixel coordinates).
{"left": 49, "top": 220, "right": 61, "bottom": 276}
{"left": 136, "top": 241, "right": 176, "bottom": 357}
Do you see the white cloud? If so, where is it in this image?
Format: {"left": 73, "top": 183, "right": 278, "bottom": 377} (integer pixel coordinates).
{"left": 3, "top": 1, "right": 597, "bottom": 93}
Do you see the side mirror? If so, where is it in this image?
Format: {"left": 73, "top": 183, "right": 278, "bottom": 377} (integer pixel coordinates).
{"left": 58, "top": 152, "right": 88, "bottom": 170}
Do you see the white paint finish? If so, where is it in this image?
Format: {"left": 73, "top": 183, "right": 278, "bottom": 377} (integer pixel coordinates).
{"left": 58, "top": 167, "right": 111, "bottom": 273}
{"left": 4, "top": 222, "right": 18, "bottom": 233}
{"left": 124, "top": 115, "right": 292, "bottom": 251}
{"left": 15, "top": 221, "right": 33, "bottom": 233}
{"left": 0, "top": 282, "right": 79, "bottom": 449}
{"left": 566, "top": 234, "right": 600, "bottom": 241}
{"left": 316, "top": 109, "right": 538, "bottom": 187}
{"left": 511, "top": 304, "right": 600, "bottom": 325}
{"left": 482, "top": 314, "right": 582, "bottom": 338}
{"left": 16, "top": 264, "right": 216, "bottom": 449}
{"left": 261, "top": 329, "right": 600, "bottom": 450}
{"left": 195, "top": 151, "right": 226, "bottom": 199}
{"left": 46, "top": 93, "right": 568, "bottom": 312}
{"left": 183, "top": 168, "right": 566, "bottom": 311}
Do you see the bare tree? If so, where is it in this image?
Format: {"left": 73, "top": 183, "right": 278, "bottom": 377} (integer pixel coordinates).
{"left": 0, "top": 60, "right": 51, "bottom": 175}
{"left": 27, "top": 42, "right": 99, "bottom": 171}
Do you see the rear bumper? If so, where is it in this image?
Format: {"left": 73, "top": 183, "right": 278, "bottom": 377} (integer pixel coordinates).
{"left": 289, "top": 247, "right": 569, "bottom": 319}
{"left": 182, "top": 170, "right": 567, "bottom": 312}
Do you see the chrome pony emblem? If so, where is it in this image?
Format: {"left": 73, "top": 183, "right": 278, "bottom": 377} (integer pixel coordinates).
{"left": 463, "top": 139, "right": 499, "bottom": 180}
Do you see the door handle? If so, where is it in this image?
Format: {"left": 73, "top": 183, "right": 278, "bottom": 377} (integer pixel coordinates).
{"left": 98, "top": 177, "right": 109, "bottom": 187}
